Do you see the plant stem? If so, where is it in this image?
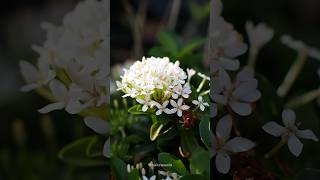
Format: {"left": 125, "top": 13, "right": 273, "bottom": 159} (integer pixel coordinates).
{"left": 286, "top": 88, "right": 320, "bottom": 109}
{"left": 197, "top": 78, "right": 207, "bottom": 93}
{"left": 264, "top": 139, "right": 286, "bottom": 159}
{"left": 248, "top": 48, "right": 259, "bottom": 68}
{"left": 167, "top": 0, "right": 181, "bottom": 31}
{"left": 277, "top": 52, "right": 307, "bottom": 97}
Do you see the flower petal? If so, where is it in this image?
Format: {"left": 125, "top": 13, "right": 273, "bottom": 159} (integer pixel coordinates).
{"left": 38, "top": 102, "right": 64, "bottom": 113}
{"left": 288, "top": 134, "right": 303, "bottom": 157}
{"left": 282, "top": 109, "right": 296, "bottom": 127}
{"left": 216, "top": 115, "right": 232, "bottom": 141}
{"left": 215, "top": 151, "right": 231, "bottom": 174}
{"left": 103, "top": 138, "right": 111, "bottom": 158}
{"left": 229, "top": 101, "right": 252, "bottom": 116}
{"left": 262, "top": 122, "right": 286, "bottom": 137}
{"left": 84, "top": 116, "right": 110, "bottom": 134}
{"left": 296, "top": 129, "right": 319, "bottom": 142}
{"left": 49, "top": 80, "right": 67, "bottom": 98}
{"left": 224, "top": 137, "right": 255, "bottom": 153}
{"left": 65, "top": 100, "right": 83, "bottom": 114}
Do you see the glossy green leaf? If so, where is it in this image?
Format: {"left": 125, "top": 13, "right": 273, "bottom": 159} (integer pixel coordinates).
{"left": 158, "top": 152, "right": 189, "bottom": 176}
{"left": 110, "top": 156, "right": 128, "bottom": 180}
{"left": 199, "top": 115, "right": 211, "bottom": 148}
{"left": 150, "top": 121, "right": 164, "bottom": 141}
{"left": 189, "top": 147, "right": 210, "bottom": 176}
{"left": 180, "top": 130, "right": 199, "bottom": 154}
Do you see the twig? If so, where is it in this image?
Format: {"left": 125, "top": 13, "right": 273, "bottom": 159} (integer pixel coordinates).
{"left": 168, "top": 0, "right": 181, "bottom": 31}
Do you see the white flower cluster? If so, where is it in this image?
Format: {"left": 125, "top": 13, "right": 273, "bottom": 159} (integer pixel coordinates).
{"left": 20, "top": 0, "right": 109, "bottom": 114}
{"left": 211, "top": 0, "right": 319, "bottom": 175}
{"left": 117, "top": 57, "right": 209, "bottom": 117}
{"left": 126, "top": 162, "right": 181, "bottom": 180}
{"left": 20, "top": 0, "right": 110, "bottom": 158}
{"left": 209, "top": 0, "right": 261, "bottom": 174}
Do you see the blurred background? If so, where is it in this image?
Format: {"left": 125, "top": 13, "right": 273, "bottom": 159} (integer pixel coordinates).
{"left": 1, "top": 0, "right": 320, "bottom": 179}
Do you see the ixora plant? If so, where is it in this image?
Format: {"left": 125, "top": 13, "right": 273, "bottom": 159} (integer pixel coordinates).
{"left": 210, "top": 0, "right": 319, "bottom": 179}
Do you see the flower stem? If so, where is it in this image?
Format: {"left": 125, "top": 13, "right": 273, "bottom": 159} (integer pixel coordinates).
{"left": 248, "top": 48, "right": 259, "bottom": 68}
{"left": 286, "top": 88, "right": 320, "bottom": 109}
{"left": 197, "top": 78, "right": 207, "bottom": 93}
{"left": 277, "top": 52, "right": 307, "bottom": 97}
{"left": 264, "top": 139, "right": 286, "bottom": 159}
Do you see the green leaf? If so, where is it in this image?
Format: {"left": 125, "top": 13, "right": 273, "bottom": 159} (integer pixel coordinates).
{"left": 150, "top": 121, "right": 164, "bottom": 141}
{"left": 149, "top": 47, "right": 168, "bottom": 57}
{"left": 58, "top": 136, "right": 107, "bottom": 166}
{"left": 128, "top": 169, "right": 140, "bottom": 180}
{"left": 189, "top": 147, "right": 210, "bottom": 176}
{"left": 86, "top": 135, "right": 105, "bottom": 157}
{"left": 158, "top": 152, "right": 189, "bottom": 176}
{"left": 128, "top": 105, "right": 150, "bottom": 115}
{"left": 179, "top": 174, "right": 208, "bottom": 180}
{"left": 158, "top": 31, "right": 179, "bottom": 54}
{"left": 180, "top": 130, "right": 199, "bottom": 154}
{"left": 177, "top": 39, "right": 205, "bottom": 60}
{"left": 199, "top": 115, "right": 211, "bottom": 148}
{"left": 110, "top": 156, "right": 128, "bottom": 180}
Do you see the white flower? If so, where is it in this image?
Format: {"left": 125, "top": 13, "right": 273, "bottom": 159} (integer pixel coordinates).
{"left": 197, "top": 72, "right": 210, "bottom": 81}
{"left": 246, "top": 21, "right": 274, "bottom": 49}
{"left": 172, "top": 84, "right": 191, "bottom": 99}
{"left": 187, "top": 68, "right": 196, "bottom": 82}
{"left": 210, "top": 103, "right": 218, "bottom": 118}
{"left": 159, "top": 171, "right": 180, "bottom": 180}
{"left": 38, "top": 80, "right": 85, "bottom": 114}
{"left": 136, "top": 98, "right": 155, "bottom": 112}
{"left": 281, "top": 35, "right": 320, "bottom": 60}
{"left": 212, "top": 67, "right": 261, "bottom": 116}
{"left": 212, "top": 115, "right": 255, "bottom": 174}
{"left": 192, "top": 96, "right": 209, "bottom": 111}
{"left": 154, "top": 101, "right": 171, "bottom": 115}
{"left": 142, "top": 175, "right": 156, "bottom": 180}
{"left": 168, "top": 98, "right": 190, "bottom": 117}
{"left": 262, "top": 109, "right": 318, "bottom": 157}
{"left": 84, "top": 116, "right": 110, "bottom": 158}
{"left": 19, "top": 61, "right": 55, "bottom": 92}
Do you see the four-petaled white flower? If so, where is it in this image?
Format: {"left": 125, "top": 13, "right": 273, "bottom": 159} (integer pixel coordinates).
{"left": 19, "top": 61, "right": 56, "bottom": 92}
{"left": 187, "top": 68, "right": 196, "bottom": 81}
{"left": 172, "top": 84, "right": 192, "bottom": 99}
{"left": 192, "top": 96, "right": 209, "bottom": 111}
{"left": 169, "top": 98, "right": 190, "bottom": 117}
{"left": 246, "top": 21, "right": 274, "bottom": 50}
{"left": 84, "top": 116, "right": 110, "bottom": 158}
{"left": 212, "top": 67, "right": 261, "bottom": 116}
{"left": 211, "top": 115, "right": 255, "bottom": 174}
{"left": 136, "top": 97, "right": 155, "bottom": 112}
{"left": 262, "top": 109, "right": 318, "bottom": 157}
{"left": 159, "top": 171, "right": 180, "bottom": 180}
{"left": 142, "top": 175, "right": 156, "bottom": 180}
{"left": 38, "top": 80, "right": 85, "bottom": 114}
{"left": 154, "top": 101, "right": 171, "bottom": 115}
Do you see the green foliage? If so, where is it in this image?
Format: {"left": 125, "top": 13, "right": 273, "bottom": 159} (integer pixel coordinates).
{"left": 149, "top": 30, "right": 205, "bottom": 70}
{"left": 127, "top": 169, "right": 140, "bottom": 180}
{"left": 158, "top": 152, "right": 189, "bottom": 176}
{"left": 109, "top": 156, "right": 128, "bottom": 180}
{"left": 58, "top": 136, "right": 107, "bottom": 166}
{"left": 180, "top": 130, "right": 199, "bottom": 154}
{"left": 189, "top": 147, "right": 210, "bottom": 176}
{"left": 150, "top": 121, "right": 164, "bottom": 141}
{"left": 199, "top": 114, "right": 211, "bottom": 148}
